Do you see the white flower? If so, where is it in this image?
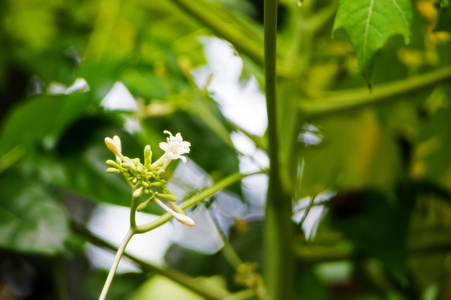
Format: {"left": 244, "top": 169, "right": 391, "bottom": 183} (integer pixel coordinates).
{"left": 159, "top": 130, "right": 191, "bottom": 167}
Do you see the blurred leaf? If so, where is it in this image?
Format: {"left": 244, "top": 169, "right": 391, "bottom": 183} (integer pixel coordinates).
{"left": 0, "top": 94, "right": 91, "bottom": 155}
{"left": 300, "top": 109, "right": 401, "bottom": 197}
{"left": 333, "top": 0, "right": 413, "bottom": 80}
{"left": 329, "top": 188, "right": 408, "bottom": 275}
{"left": 416, "top": 94, "right": 451, "bottom": 183}
{"left": 0, "top": 173, "right": 69, "bottom": 254}
{"left": 86, "top": 270, "right": 147, "bottom": 300}
{"left": 436, "top": 1, "right": 451, "bottom": 33}
{"left": 132, "top": 274, "right": 226, "bottom": 300}
{"left": 295, "top": 267, "right": 331, "bottom": 300}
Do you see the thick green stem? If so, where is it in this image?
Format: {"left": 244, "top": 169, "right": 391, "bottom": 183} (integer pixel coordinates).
{"left": 301, "top": 65, "right": 451, "bottom": 117}
{"left": 263, "top": 0, "right": 294, "bottom": 299}
{"left": 99, "top": 228, "right": 135, "bottom": 300}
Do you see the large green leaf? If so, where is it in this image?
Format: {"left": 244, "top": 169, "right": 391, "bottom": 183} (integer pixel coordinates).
{"left": 299, "top": 109, "right": 402, "bottom": 198}
{"left": 436, "top": 0, "right": 451, "bottom": 33}
{"left": 0, "top": 93, "right": 91, "bottom": 155}
{"left": 333, "top": 0, "right": 413, "bottom": 80}
{"left": 0, "top": 173, "right": 69, "bottom": 254}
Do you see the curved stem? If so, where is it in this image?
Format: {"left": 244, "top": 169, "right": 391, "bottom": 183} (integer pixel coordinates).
{"left": 130, "top": 196, "right": 138, "bottom": 228}
{"left": 301, "top": 65, "right": 451, "bottom": 117}
{"left": 298, "top": 194, "right": 316, "bottom": 227}
{"left": 72, "top": 221, "right": 231, "bottom": 299}
{"left": 135, "top": 171, "right": 265, "bottom": 233}
{"left": 99, "top": 228, "right": 135, "bottom": 300}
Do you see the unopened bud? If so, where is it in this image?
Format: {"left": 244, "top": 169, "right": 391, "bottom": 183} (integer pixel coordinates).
{"left": 160, "top": 193, "right": 177, "bottom": 202}
{"left": 144, "top": 145, "right": 152, "bottom": 166}
{"left": 170, "top": 202, "right": 184, "bottom": 214}
{"left": 150, "top": 181, "right": 164, "bottom": 187}
{"left": 106, "top": 160, "right": 120, "bottom": 168}
{"left": 105, "top": 136, "right": 122, "bottom": 158}
{"left": 122, "top": 162, "right": 134, "bottom": 169}
{"left": 137, "top": 202, "right": 147, "bottom": 211}
{"left": 174, "top": 214, "right": 195, "bottom": 226}
{"left": 133, "top": 186, "right": 143, "bottom": 198}
{"left": 106, "top": 168, "right": 119, "bottom": 173}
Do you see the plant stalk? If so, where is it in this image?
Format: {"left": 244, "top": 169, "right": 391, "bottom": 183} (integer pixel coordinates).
{"left": 98, "top": 228, "right": 134, "bottom": 300}
{"left": 263, "top": 0, "right": 295, "bottom": 299}
{"left": 301, "top": 65, "right": 451, "bottom": 117}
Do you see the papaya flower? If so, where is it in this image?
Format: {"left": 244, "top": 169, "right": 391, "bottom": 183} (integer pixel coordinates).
{"left": 153, "top": 130, "right": 191, "bottom": 169}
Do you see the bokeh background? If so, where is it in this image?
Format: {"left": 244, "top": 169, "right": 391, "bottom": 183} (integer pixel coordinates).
{"left": 1, "top": 0, "right": 451, "bottom": 299}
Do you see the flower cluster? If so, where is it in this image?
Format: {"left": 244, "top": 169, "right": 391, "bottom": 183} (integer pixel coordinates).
{"left": 104, "top": 131, "right": 194, "bottom": 226}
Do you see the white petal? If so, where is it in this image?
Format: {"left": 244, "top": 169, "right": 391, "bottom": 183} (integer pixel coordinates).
{"left": 159, "top": 142, "right": 168, "bottom": 151}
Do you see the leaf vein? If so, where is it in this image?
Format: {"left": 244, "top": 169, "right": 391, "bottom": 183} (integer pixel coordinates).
{"left": 391, "top": 0, "right": 409, "bottom": 27}
{"left": 363, "top": 0, "right": 375, "bottom": 66}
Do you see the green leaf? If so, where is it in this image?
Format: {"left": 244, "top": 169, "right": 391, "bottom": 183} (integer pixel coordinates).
{"left": 132, "top": 275, "right": 226, "bottom": 300}
{"left": 436, "top": 0, "right": 451, "bottom": 33}
{"left": 333, "top": 0, "right": 413, "bottom": 80}
{"left": 299, "top": 109, "right": 402, "bottom": 198}
{"left": 0, "top": 173, "right": 69, "bottom": 254}
{"left": 0, "top": 93, "right": 91, "bottom": 155}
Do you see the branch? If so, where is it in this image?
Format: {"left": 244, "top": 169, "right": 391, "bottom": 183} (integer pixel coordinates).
{"left": 71, "top": 221, "right": 231, "bottom": 300}
{"left": 135, "top": 171, "right": 265, "bottom": 233}
{"left": 294, "top": 232, "right": 451, "bottom": 264}
{"left": 300, "top": 65, "right": 451, "bottom": 117}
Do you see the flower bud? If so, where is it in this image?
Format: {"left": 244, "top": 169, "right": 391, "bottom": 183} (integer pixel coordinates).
{"left": 106, "top": 160, "right": 120, "bottom": 168}
{"left": 137, "top": 202, "right": 148, "bottom": 211}
{"left": 122, "top": 162, "right": 134, "bottom": 169}
{"left": 106, "top": 168, "right": 119, "bottom": 173}
{"left": 144, "top": 145, "right": 152, "bottom": 166}
{"left": 133, "top": 186, "right": 143, "bottom": 198}
{"left": 105, "top": 136, "right": 123, "bottom": 161}
{"left": 169, "top": 202, "right": 184, "bottom": 214}
{"left": 160, "top": 193, "right": 177, "bottom": 202}
{"left": 174, "top": 214, "right": 195, "bottom": 226}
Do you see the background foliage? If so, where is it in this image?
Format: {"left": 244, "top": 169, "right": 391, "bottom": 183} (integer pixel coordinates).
{"left": 1, "top": 0, "right": 451, "bottom": 299}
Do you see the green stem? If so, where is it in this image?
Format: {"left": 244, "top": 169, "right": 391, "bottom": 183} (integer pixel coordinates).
{"left": 135, "top": 171, "right": 264, "bottom": 233}
{"left": 72, "top": 221, "right": 232, "bottom": 299}
{"left": 99, "top": 228, "right": 135, "bottom": 300}
{"left": 298, "top": 194, "right": 316, "bottom": 227}
{"left": 0, "top": 145, "right": 25, "bottom": 174}
{"left": 130, "top": 195, "right": 138, "bottom": 228}
{"left": 300, "top": 65, "right": 451, "bottom": 117}
{"left": 263, "top": 0, "right": 294, "bottom": 299}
